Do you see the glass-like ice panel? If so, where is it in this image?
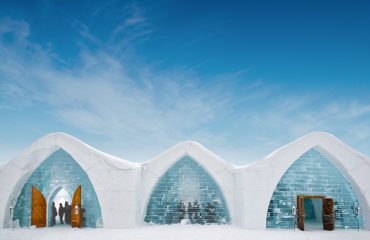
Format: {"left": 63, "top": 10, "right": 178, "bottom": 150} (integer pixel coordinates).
{"left": 13, "top": 149, "right": 102, "bottom": 228}
{"left": 266, "top": 148, "right": 364, "bottom": 229}
{"left": 145, "top": 156, "right": 230, "bottom": 224}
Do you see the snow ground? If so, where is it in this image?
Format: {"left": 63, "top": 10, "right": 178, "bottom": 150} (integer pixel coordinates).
{"left": 0, "top": 225, "right": 369, "bottom": 240}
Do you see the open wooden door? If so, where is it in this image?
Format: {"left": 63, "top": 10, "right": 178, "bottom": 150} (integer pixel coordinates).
{"left": 71, "top": 185, "right": 82, "bottom": 228}
{"left": 323, "top": 197, "right": 335, "bottom": 231}
{"left": 31, "top": 186, "right": 46, "bottom": 227}
{"left": 297, "top": 196, "right": 305, "bottom": 231}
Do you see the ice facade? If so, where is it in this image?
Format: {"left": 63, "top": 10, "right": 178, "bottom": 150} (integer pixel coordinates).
{"left": 13, "top": 149, "right": 102, "bottom": 227}
{"left": 145, "top": 156, "right": 230, "bottom": 224}
{"left": 2, "top": 132, "right": 370, "bottom": 230}
{"left": 266, "top": 148, "right": 364, "bottom": 229}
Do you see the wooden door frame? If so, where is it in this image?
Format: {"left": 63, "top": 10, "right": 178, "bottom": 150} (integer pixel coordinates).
{"left": 323, "top": 197, "right": 335, "bottom": 231}
{"left": 297, "top": 196, "right": 305, "bottom": 231}
{"left": 297, "top": 195, "right": 325, "bottom": 199}
{"left": 296, "top": 195, "right": 326, "bottom": 231}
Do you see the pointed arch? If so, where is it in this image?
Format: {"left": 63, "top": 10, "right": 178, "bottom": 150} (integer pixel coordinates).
{"left": 144, "top": 156, "right": 230, "bottom": 224}
{"left": 47, "top": 186, "right": 71, "bottom": 226}
{"left": 266, "top": 148, "right": 364, "bottom": 229}
{"left": 12, "top": 149, "right": 102, "bottom": 227}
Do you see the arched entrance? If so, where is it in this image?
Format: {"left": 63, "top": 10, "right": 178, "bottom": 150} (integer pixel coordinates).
{"left": 266, "top": 148, "right": 364, "bottom": 230}
{"left": 144, "top": 156, "right": 230, "bottom": 224}
{"left": 32, "top": 185, "right": 83, "bottom": 228}
{"left": 12, "top": 149, "right": 102, "bottom": 228}
{"left": 48, "top": 187, "right": 72, "bottom": 226}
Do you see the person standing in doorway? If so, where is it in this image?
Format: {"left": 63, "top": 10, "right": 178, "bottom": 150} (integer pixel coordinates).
{"left": 64, "top": 201, "right": 71, "bottom": 225}
{"left": 58, "top": 203, "right": 65, "bottom": 224}
{"left": 51, "top": 202, "right": 57, "bottom": 226}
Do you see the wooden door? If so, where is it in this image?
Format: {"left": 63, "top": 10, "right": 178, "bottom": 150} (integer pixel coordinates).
{"left": 297, "top": 196, "right": 305, "bottom": 231}
{"left": 323, "top": 197, "right": 335, "bottom": 231}
{"left": 31, "top": 186, "right": 46, "bottom": 227}
{"left": 71, "top": 185, "right": 82, "bottom": 228}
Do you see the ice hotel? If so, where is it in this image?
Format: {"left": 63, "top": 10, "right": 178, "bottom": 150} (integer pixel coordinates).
{"left": 0, "top": 132, "right": 369, "bottom": 231}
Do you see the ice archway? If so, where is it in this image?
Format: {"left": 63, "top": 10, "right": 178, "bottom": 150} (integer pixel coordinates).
{"left": 13, "top": 149, "right": 102, "bottom": 227}
{"left": 144, "top": 156, "right": 230, "bottom": 224}
{"left": 266, "top": 148, "right": 364, "bottom": 229}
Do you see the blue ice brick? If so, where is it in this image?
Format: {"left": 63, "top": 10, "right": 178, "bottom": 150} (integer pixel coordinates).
{"left": 13, "top": 149, "right": 102, "bottom": 228}
{"left": 145, "top": 156, "right": 230, "bottom": 224}
{"left": 266, "top": 148, "right": 364, "bottom": 229}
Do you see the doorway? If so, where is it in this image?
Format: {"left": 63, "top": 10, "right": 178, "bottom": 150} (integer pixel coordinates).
{"left": 297, "top": 196, "right": 334, "bottom": 231}
{"left": 48, "top": 187, "right": 72, "bottom": 226}
{"left": 31, "top": 185, "right": 82, "bottom": 228}
{"left": 304, "top": 198, "right": 322, "bottom": 229}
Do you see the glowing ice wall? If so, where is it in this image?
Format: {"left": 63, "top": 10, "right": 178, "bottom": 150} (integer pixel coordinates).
{"left": 13, "top": 149, "right": 102, "bottom": 227}
{"left": 145, "top": 156, "right": 230, "bottom": 224}
{"left": 266, "top": 148, "right": 363, "bottom": 229}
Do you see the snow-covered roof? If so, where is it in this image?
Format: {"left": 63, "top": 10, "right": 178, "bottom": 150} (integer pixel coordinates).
{"left": 4, "top": 131, "right": 370, "bottom": 173}
{"left": 3, "top": 132, "right": 139, "bottom": 171}
{"left": 247, "top": 131, "right": 370, "bottom": 171}
{"left": 142, "top": 140, "right": 235, "bottom": 171}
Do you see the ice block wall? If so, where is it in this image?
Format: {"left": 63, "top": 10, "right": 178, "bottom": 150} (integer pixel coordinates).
{"left": 144, "top": 156, "right": 230, "bottom": 224}
{"left": 13, "top": 149, "right": 102, "bottom": 227}
{"left": 266, "top": 148, "right": 363, "bottom": 229}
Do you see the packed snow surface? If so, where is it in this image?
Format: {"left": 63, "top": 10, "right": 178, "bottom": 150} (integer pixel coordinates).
{"left": 0, "top": 225, "right": 369, "bottom": 240}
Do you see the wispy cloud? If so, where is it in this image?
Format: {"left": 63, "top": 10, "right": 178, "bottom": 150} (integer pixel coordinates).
{"left": 0, "top": 17, "right": 30, "bottom": 41}
{"left": 110, "top": 4, "right": 150, "bottom": 47}
{"left": 0, "top": 17, "right": 260, "bottom": 161}
{"left": 70, "top": 19, "right": 102, "bottom": 46}
{"left": 0, "top": 16, "right": 370, "bottom": 164}
{"left": 226, "top": 94, "right": 370, "bottom": 163}
{"left": 92, "top": 0, "right": 119, "bottom": 17}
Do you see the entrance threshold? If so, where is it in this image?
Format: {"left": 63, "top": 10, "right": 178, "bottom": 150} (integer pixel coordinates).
{"left": 296, "top": 195, "right": 334, "bottom": 231}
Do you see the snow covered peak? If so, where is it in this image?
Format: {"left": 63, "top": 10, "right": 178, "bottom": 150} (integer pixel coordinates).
{"left": 3, "top": 131, "right": 370, "bottom": 171}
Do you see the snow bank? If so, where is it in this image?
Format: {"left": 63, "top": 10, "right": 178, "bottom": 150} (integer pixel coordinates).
{"left": 1, "top": 225, "right": 369, "bottom": 240}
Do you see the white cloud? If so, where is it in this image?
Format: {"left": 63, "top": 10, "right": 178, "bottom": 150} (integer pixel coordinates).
{"left": 0, "top": 18, "right": 256, "bottom": 161}
{"left": 110, "top": 4, "right": 150, "bottom": 47}
{"left": 0, "top": 17, "right": 370, "bottom": 164}
{"left": 0, "top": 18, "right": 30, "bottom": 41}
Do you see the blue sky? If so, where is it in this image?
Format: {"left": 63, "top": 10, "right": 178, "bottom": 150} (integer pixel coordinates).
{"left": 0, "top": 0, "right": 369, "bottom": 165}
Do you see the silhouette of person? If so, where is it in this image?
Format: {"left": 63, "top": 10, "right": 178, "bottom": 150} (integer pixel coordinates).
{"left": 64, "top": 201, "right": 71, "bottom": 225}
{"left": 193, "top": 200, "right": 201, "bottom": 224}
{"left": 58, "top": 203, "right": 65, "bottom": 224}
{"left": 188, "top": 202, "right": 194, "bottom": 222}
{"left": 205, "top": 202, "right": 216, "bottom": 223}
{"left": 51, "top": 201, "right": 57, "bottom": 226}
{"left": 177, "top": 200, "right": 186, "bottom": 223}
